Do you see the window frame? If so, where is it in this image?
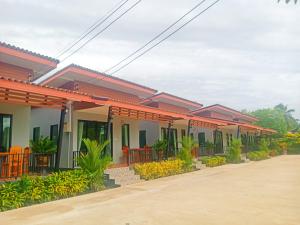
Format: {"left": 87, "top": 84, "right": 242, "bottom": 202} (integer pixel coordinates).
{"left": 0, "top": 114, "right": 12, "bottom": 152}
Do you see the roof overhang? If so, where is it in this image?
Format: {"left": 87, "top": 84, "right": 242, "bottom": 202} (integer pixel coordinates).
{"left": 141, "top": 92, "right": 203, "bottom": 111}
{"left": 40, "top": 64, "right": 157, "bottom": 98}
{"left": 192, "top": 104, "right": 258, "bottom": 122}
{"left": 0, "top": 76, "right": 93, "bottom": 109}
{"left": 0, "top": 42, "right": 59, "bottom": 80}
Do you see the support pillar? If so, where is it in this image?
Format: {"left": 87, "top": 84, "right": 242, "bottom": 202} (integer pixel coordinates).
{"left": 246, "top": 131, "right": 249, "bottom": 153}
{"left": 187, "top": 120, "right": 191, "bottom": 137}
{"left": 55, "top": 107, "right": 66, "bottom": 170}
{"left": 166, "top": 121, "right": 172, "bottom": 159}
{"left": 106, "top": 106, "right": 113, "bottom": 157}
{"left": 236, "top": 125, "right": 240, "bottom": 139}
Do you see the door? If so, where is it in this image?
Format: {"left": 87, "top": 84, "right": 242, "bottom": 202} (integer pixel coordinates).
{"left": 214, "top": 130, "right": 223, "bottom": 154}
{"left": 139, "top": 130, "right": 146, "bottom": 148}
{"left": 198, "top": 132, "right": 205, "bottom": 155}
{"left": 0, "top": 114, "right": 12, "bottom": 152}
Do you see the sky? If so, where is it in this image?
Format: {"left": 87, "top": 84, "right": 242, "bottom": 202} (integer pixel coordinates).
{"left": 1, "top": 0, "right": 299, "bottom": 118}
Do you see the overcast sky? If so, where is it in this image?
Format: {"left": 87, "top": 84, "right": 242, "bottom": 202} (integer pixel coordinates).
{"left": 1, "top": 0, "right": 299, "bottom": 118}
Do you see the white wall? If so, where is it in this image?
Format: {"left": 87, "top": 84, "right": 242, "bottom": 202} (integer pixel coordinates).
{"left": 139, "top": 121, "right": 160, "bottom": 146}
{"left": 0, "top": 103, "right": 30, "bottom": 148}
{"left": 30, "top": 108, "right": 61, "bottom": 138}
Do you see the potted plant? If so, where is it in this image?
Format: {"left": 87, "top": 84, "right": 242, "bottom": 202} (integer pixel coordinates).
{"left": 30, "top": 136, "right": 57, "bottom": 171}
{"left": 152, "top": 139, "right": 167, "bottom": 160}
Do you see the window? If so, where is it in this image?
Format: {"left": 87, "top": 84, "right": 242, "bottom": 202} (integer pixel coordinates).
{"left": 226, "top": 133, "right": 230, "bottom": 146}
{"left": 139, "top": 130, "right": 146, "bottom": 148}
{"left": 161, "top": 127, "right": 167, "bottom": 140}
{"left": 77, "top": 120, "right": 110, "bottom": 153}
{"left": 50, "top": 124, "right": 59, "bottom": 143}
{"left": 214, "top": 130, "right": 223, "bottom": 154}
{"left": 122, "top": 124, "right": 130, "bottom": 148}
{"left": 181, "top": 129, "right": 186, "bottom": 140}
{"left": 33, "top": 127, "right": 40, "bottom": 142}
{"left": 0, "top": 114, "right": 12, "bottom": 152}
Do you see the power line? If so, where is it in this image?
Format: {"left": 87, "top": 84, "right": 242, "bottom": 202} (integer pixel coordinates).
{"left": 56, "top": 0, "right": 129, "bottom": 58}
{"left": 104, "top": 0, "right": 207, "bottom": 73}
{"left": 60, "top": 0, "right": 142, "bottom": 63}
{"left": 110, "top": 0, "right": 221, "bottom": 75}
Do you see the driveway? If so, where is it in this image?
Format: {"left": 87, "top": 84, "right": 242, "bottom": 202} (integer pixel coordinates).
{"left": 1, "top": 155, "right": 299, "bottom": 225}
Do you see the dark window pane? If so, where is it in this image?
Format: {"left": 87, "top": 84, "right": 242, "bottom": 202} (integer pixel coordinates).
{"left": 122, "top": 124, "right": 130, "bottom": 147}
{"left": 0, "top": 114, "right": 12, "bottom": 152}
{"left": 50, "top": 124, "right": 59, "bottom": 143}
{"left": 33, "top": 127, "right": 40, "bottom": 142}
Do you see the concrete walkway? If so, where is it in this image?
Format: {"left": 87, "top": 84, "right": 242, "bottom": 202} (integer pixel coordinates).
{"left": 1, "top": 155, "right": 300, "bottom": 225}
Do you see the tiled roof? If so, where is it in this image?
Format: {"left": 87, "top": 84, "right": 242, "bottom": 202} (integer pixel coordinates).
{"left": 0, "top": 41, "right": 59, "bottom": 64}
{"left": 43, "top": 64, "right": 157, "bottom": 93}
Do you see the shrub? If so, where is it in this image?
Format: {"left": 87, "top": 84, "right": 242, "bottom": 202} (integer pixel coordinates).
{"left": 258, "top": 139, "right": 269, "bottom": 152}
{"left": 77, "top": 139, "right": 111, "bottom": 191}
{"left": 0, "top": 169, "right": 90, "bottom": 212}
{"left": 200, "top": 156, "right": 226, "bottom": 167}
{"left": 226, "top": 138, "right": 242, "bottom": 163}
{"left": 247, "top": 151, "right": 269, "bottom": 161}
{"left": 177, "top": 136, "right": 198, "bottom": 169}
{"left": 134, "top": 160, "right": 184, "bottom": 180}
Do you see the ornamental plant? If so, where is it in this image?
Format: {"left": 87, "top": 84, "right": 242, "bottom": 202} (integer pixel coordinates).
{"left": 30, "top": 136, "right": 56, "bottom": 154}
{"left": 226, "top": 138, "right": 242, "bottom": 163}
{"left": 177, "top": 136, "right": 198, "bottom": 169}
{"left": 200, "top": 156, "right": 226, "bottom": 167}
{"left": 247, "top": 150, "right": 269, "bottom": 161}
{"left": 134, "top": 159, "right": 184, "bottom": 180}
{"left": 0, "top": 169, "right": 90, "bottom": 212}
{"left": 77, "top": 139, "right": 111, "bottom": 191}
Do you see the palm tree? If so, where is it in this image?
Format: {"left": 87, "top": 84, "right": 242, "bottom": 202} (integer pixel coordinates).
{"left": 278, "top": 0, "right": 298, "bottom": 3}
{"left": 274, "top": 104, "right": 297, "bottom": 131}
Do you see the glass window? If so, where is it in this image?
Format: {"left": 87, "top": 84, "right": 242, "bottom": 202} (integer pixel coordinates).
{"left": 122, "top": 124, "right": 130, "bottom": 148}
{"left": 50, "top": 124, "right": 59, "bottom": 143}
{"left": 0, "top": 114, "right": 12, "bottom": 152}
{"left": 77, "top": 120, "right": 110, "bottom": 153}
{"left": 161, "top": 127, "right": 167, "bottom": 140}
{"left": 139, "top": 130, "right": 146, "bottom": 148}
{"left": 33, "top": 127, "right": 40, "bottom": 142}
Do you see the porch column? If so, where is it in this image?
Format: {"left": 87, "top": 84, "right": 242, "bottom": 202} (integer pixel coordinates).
{"left": 187, "top": 120, "right": 192, "bottom": 136}
{"left": 236, "top": 125, "right": 240, "bottom": 139}
{"left": 246, "top": 131, "right": 249, "bottom": 152}
{"left": 106, "top": 106, "right": 112, "bottom": 156}
{"left": 55, "top": 107, "right": 66, "bottom": 170}
{"left": 166, "top": 121, "right": 172, "bottom": 159}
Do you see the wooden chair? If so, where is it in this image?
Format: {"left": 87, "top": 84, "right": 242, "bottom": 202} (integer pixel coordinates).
{"left": 8, "top": 146, "right": 23, "bottom": 177}
{"left": 22, "top": 147, "right": 31, "bottom": 175}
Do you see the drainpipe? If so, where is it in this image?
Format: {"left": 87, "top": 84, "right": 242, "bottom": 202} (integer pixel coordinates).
{"left": 55, "top": 107, "right": 66, "bottom": 170}
{"left": 166, "top": 121, "right": 172, "bottom": 159}
{"left": 106, "top": 106, "right": 112, "bottom": 157}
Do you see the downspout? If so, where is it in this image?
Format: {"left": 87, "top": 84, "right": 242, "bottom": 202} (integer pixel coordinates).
{"left": 55, "top": 107, "right": 66, "bottom": 170}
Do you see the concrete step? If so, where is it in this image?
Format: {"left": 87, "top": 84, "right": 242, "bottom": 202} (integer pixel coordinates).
{"left": 105, "top": 166, "right": 143, "bottom": 186}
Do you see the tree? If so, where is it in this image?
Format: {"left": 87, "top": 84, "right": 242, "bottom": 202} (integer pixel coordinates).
{"left": 274, "top": 104, "right": 298, "bottom": 131}
{"left": 278, "top": 0, "right": 298, "bottom": 3}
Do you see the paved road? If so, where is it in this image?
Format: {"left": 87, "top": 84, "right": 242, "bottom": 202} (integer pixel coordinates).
{"left": 1, "top": 155, "right": 300, "bottom": 225}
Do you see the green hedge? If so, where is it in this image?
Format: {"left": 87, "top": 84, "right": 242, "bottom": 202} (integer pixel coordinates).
{"left": 247, "top": 151, "right": 269, "bottom": 161}
{"left": 0, "top": 169, "right": 90, "bottom": 212}
{"left": 200, "top": 156, "right": 226, "bottom": 167}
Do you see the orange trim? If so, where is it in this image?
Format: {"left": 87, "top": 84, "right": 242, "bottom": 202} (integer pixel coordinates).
{"left": 0, "top": 45, "right": 57, "bottom": 68}
{"left": 41, "top": 65, "right": 156, "bottom": 94}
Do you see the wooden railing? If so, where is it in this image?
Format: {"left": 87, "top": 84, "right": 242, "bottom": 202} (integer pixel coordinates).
{"left": 0, "top": 152, "right": 56, "bottom": 179}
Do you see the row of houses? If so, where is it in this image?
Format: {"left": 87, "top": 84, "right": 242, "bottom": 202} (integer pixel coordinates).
{"left": 0, "top": 41, "right": 275, "bottom": 169}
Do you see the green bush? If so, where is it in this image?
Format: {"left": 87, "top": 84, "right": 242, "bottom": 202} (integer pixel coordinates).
{"left": 258, "top": 139, "right": 269, "bottom": 152}
{"left": 0, "top": 169, "right": 90, "bottom": 212}
{"left": 77, "top": 139, "right": 111, "bottom": 191}
{"left": 134, "top": 160, "right": 184, "bottom": 180}
{"left": 226, "top": 138, "right": 242, "bottom": 163}
{"left": 287, "top": 144, "right": 300, "bottom": 155}
{"left": 247, "top": 151, "right": 269, "bottom": 161}
{"left": 177, "top": 136, "right": 197, "bottom": 169}
{"left": 200, "top": 156, "right": 226, "bottom": 167}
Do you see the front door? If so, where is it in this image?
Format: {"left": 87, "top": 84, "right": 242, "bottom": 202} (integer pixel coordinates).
{"left": 198, "top": 132, "right": 206, "bottom": 155}
{"left": 214, "top": 130, "right": 223, "bottom": 154}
